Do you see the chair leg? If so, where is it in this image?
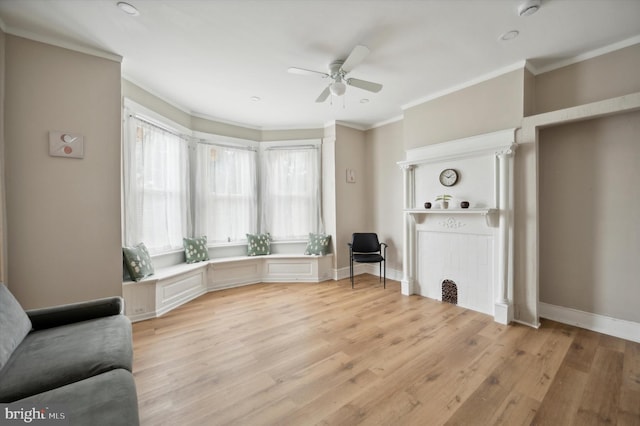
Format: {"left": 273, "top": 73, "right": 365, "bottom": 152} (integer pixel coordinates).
{"left": 350, "top": 258, "right": 354, "bottom": 289}
{"left": 383, "top": 260, "right": 386, "bottom": 289}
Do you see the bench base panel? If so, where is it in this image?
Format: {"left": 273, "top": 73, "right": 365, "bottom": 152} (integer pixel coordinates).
{"left": 123, "top": 255, "right": 333, "bottom": 322}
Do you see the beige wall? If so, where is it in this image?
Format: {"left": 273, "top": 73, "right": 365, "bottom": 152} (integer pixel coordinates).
{"left": 403, "top": 69, "right": 525, "bottom": 149}
{"left": 538, "top": 111, "right": 640, "bottom": 323}
{"left": 334, "top": 124, "right": 369, "bottom": 269}
{"left": 5, "top": 36, "right": 122, "bottom": 308}
{"left": 523, "top": 67, "right": 536, "bottom": 117}
{"left": 535, "top": 44, "right": 640, "bottom": 114}
{"left": 261, "top": 128, "right": 324, "bottom": 141}
{"left": 365, "top": 120, "right": 404, "bottom": 273}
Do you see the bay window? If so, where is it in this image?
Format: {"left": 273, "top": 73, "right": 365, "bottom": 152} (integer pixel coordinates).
{"left": 123, "top": 100, "right": 323, "bottom": 255}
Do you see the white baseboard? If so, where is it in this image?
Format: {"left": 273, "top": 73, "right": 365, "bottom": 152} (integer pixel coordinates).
{"left": 539, "top": 302, "right": 640, "bottom": 343}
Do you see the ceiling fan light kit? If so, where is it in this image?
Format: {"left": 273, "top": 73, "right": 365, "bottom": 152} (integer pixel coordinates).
{"left": 518, "top": 0, "right": 541, "bottom": 17}
{"left": 288, "top": 45, "right": 383, "bottom": 103}
{"left": 329, "top": 81, "right": 346, "bottom": 96}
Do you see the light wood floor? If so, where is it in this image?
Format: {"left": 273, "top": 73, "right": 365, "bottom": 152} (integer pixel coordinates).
{"left": 132, "top": 275, "right": 640, "bottom": 426}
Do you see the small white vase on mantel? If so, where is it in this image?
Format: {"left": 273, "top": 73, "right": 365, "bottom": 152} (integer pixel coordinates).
{"left": 441, "top": 201, "right": 449, "bottom": 209}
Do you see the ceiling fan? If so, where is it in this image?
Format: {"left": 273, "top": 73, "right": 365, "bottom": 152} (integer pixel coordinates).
{"left": 288, "top": 45, "right": 383, "bottom": 103}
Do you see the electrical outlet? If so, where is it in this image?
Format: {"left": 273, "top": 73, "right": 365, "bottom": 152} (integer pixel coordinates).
{"left": 134, "top": 307, "right": 145, "bottom": 314}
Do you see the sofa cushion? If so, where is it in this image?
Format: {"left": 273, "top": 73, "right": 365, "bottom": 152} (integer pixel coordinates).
{"left": 0, "top": 314, "right": 132, "bottom": 402}
{"left": 0, "top": 284, "right": 32, "bottom": 371}
{"left": 17, "top": 368, "right": 139, "bottom": 426}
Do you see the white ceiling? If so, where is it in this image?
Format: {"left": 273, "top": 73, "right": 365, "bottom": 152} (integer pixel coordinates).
{"left": 1, "top": 0, "right": 639, "bottom": 130}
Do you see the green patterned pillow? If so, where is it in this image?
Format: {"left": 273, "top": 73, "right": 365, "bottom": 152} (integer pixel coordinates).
{"left": 304, "top": 233, "right": 331, "bottom": 255}
{"left": 246, "top": 233, "right": 271, "bottom": 256}
{"left": 184, "top": 236, "right": 210, "bottom": 264}
{"left": 123, "top": 242, "right": 154, "bottom": 281}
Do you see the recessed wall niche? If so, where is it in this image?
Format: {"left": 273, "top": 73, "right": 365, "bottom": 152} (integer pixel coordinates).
{"left": 538, "top": 110, "right": 640, "bottom": 323}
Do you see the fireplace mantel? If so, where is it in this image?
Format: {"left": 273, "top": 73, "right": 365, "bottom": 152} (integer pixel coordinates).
{"left": 398, "top": 129, "right": 517, "bottom": 324}
{"left": 405, "top": 208, "right": 496, "bottom": 215}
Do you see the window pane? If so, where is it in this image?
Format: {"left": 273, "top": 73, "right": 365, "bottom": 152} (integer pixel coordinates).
{"left": 195, "top": 144, "right": 257, "bottom": 242}
{"left": 124, "top": 117, "right": 189, "bottom": 253}
{"left": 261, "top": 147, "right": 320, "bottom": 240}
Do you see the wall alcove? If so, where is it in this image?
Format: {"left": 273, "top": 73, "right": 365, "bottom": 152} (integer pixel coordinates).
{"left": 538, "top": 110, "right": 640, "bottom": 326}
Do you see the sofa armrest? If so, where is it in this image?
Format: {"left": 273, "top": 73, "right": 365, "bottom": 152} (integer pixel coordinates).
{"left": 25, "top": 296, "right": 125, "bottom": 330}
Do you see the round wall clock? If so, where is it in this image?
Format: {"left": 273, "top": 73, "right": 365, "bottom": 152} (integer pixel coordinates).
{"left": 439, "top": 168, "right": 459, "bottom": 187}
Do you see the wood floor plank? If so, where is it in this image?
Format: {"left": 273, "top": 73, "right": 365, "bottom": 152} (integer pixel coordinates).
{"left": 563, "top": 326, "right": 601, "bottom": 373}
{"left": 624, "top": 341, "right": 640, "bottom": 392}
{"left": 443, "top": 346, "right": 538, "bottom": 425}
{"left": 618, "top": 387, "right": 640, "bottom": 426}
{"left": 530, "top": 363, "right": 588, "bottom": 425}
{"left": 132, "top": 275, "right": 640, "bottom": 426}
{"left": 575, "top": 346, "right": 624, "bottom": 425}
{"left": 512, "top": 321, "right": 576, "bottom": 402}
{"left": 489, "top": 390, "right": 540, "bottom": 426}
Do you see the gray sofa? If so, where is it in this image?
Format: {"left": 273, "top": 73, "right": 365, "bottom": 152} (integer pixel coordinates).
{"left": 0, "top": 284, "right": 139, "bottom": 425}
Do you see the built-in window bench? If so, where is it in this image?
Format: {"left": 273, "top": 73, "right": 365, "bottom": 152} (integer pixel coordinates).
{"left": 122, "top": 243, "right": 333, "bottom": 322}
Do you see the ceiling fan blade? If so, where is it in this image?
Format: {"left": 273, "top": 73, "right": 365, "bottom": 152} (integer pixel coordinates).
{"left": 347, "top": 78, "right": 383, "bottom": 93}
{"left": 315, "top": 86, "right": 331, "bottom": 103}
{"left": 288, "top": 67, "right": 329, "bottom": 78}
{"left": 340, "top": 45, "right": 370, "bottom": 73}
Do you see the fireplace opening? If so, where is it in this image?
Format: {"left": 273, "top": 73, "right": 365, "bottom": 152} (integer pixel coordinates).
{"left": 442, "top": 280, "right": 458, "bottom": 305}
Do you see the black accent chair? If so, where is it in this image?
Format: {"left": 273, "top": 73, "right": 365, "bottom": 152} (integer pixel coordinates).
{"left": 348, "top": 233, "right": 388, "bottom": 289}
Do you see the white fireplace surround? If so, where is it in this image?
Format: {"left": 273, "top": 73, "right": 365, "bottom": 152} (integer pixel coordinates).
{"left": 398, "top": 129, "right": 517, "bottom": 324}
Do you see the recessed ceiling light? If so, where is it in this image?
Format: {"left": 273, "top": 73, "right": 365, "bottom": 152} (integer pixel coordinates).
{"left": 360, "top": 98, "right": 369, "bottom": 104}
{"left": 499, "top": 30, "right": 520, "bottom": 41}
{"left": 117, "top": 2, "right": 140, "bottom": 16}
{"left": 250, "top": 96, "right": 261, "bottom": 102}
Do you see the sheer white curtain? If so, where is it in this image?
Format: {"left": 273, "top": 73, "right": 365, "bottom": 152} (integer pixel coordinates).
{"left": 123, "top": 116, "right": 190, "bottom": 253}
{"left": 261, "top": 147, "right": 321, "bottom": 240}
{"left": 195, "top": 143, "right": 257, "bottom": 242}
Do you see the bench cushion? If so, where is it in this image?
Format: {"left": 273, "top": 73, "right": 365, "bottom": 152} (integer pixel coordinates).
{"left": 17, "top": 368, "right": 139, "bottom": 426}
{"left": 0, "top": 315, "right": 132, "bottom": 402}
